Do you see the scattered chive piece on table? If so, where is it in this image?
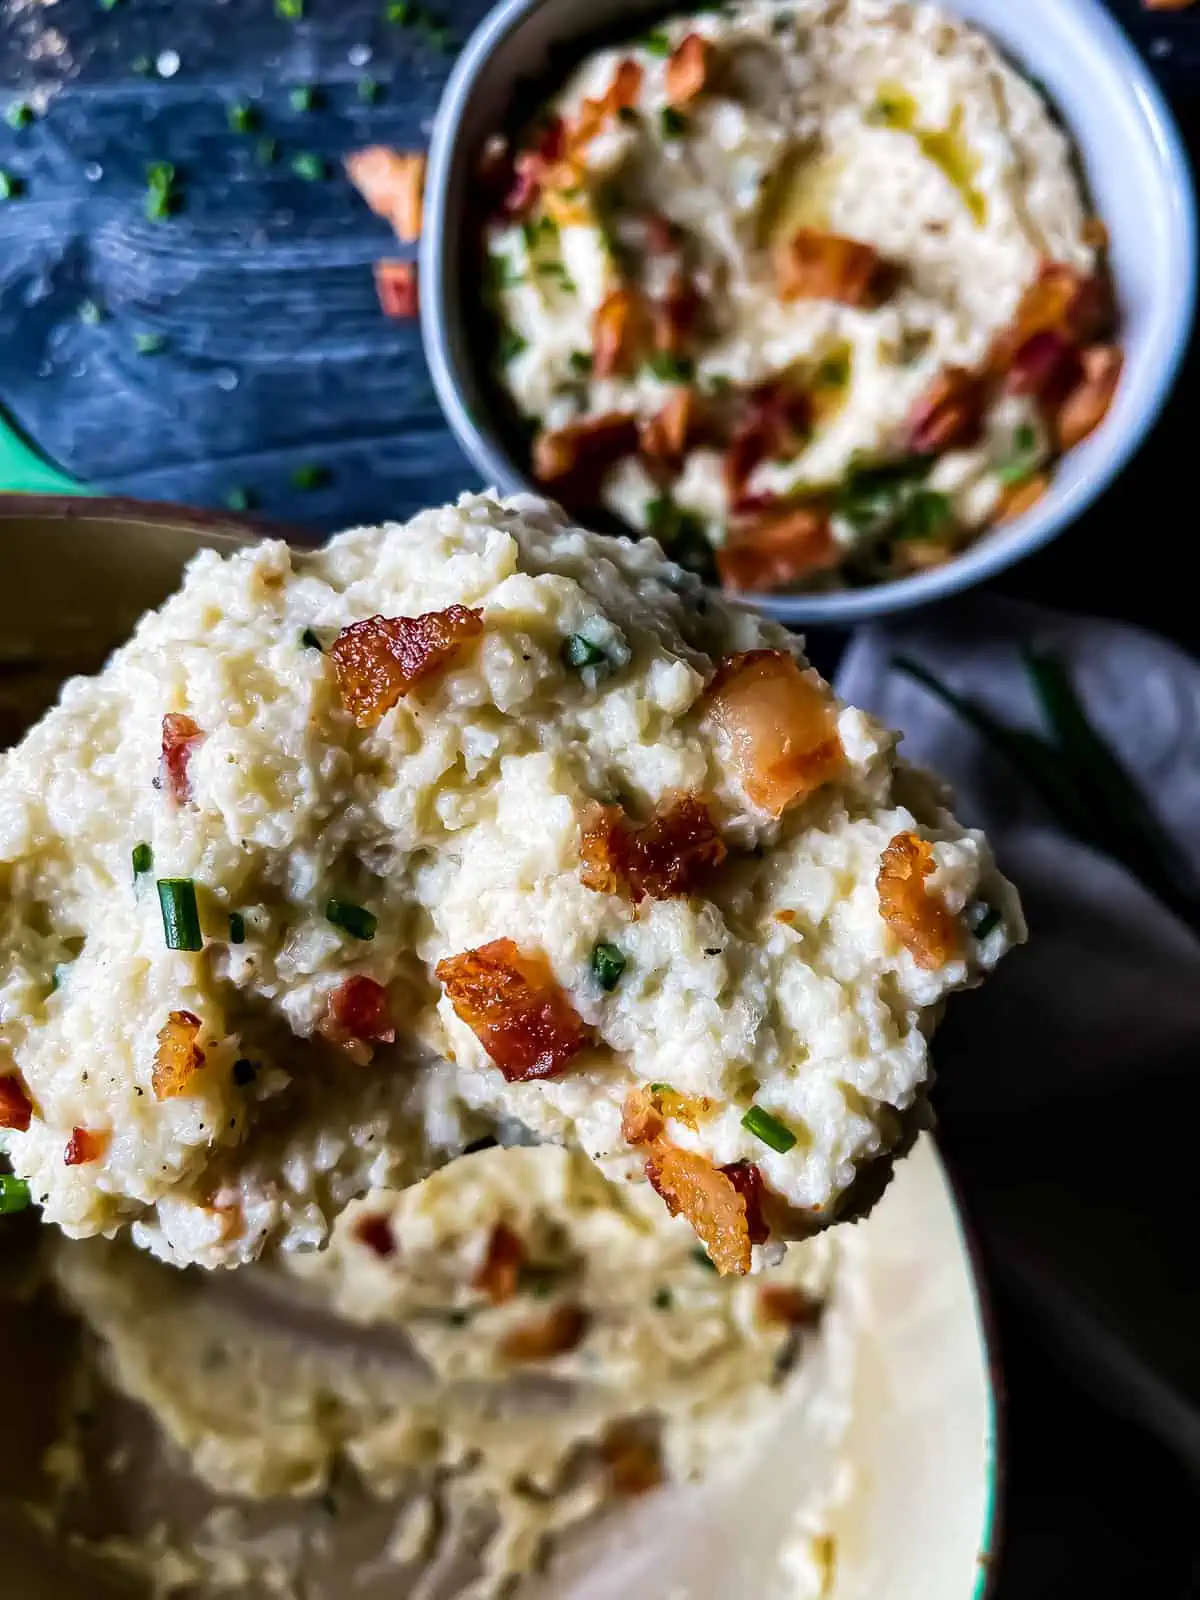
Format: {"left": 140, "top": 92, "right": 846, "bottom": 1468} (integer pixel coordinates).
{"left": 562, "top": 634, "right": 607, "bottom": 670}
{"left": 78, "top": 299, "right": 101, "bottom": 325}
{"left": 290, "top": 151, "right": 325, "bottom": 181}
{"left": 325, "top": 899, "right": 377, "bottom": 940}
{"left": 967, "top": 903, "right": 1002, "bottom": 939}
{"left": 742, "top": 1104, "right": 797, "bottom": 1153}
{"left": 131, "top": 55, "right": 152, "bottom": 74}
{"left": 590, "top": 941, "right": 626, "bottom": 991}
{"left": 691, "top": 1247, "right": 718, "bottom": 1272}
{"left": 134, "top": 332, "right": 166, "bottom": 355}
{"left": 255, "top": 137, "right": 278, "bottom": 165}
{"left": 225, "top": 487, "right": 253, "bottom": 512}
{"left": 5, "top": 102, "right": 33, "bottom": 130}
{"left": 660, "top": 107, "right": 688, "bottom": 139}
{"left": 291, "top": 462, "right": 329, "bottom": 490}
{"left": 98, "top": 0, "right": 121, "bottom": 9}
{"left": 357, "top": 77, "right": 380, "bottom": 103}
{"left": 386, "top": 0, "right": 411, "bottom": 19}
{"left": 276, "top": 0, "right": 304, "bottom": 17}
{"left": 289, "top": 86, "right": 317, "bottom": 112}
{"left": 300, "top": 627, "right": 323, "bottom": 650}
{"left": 158, "top": 878, "right": 203, "bottom": 952}
{"left": 0, "top": 171, "right": 22, "bottom": 201}
{"left": 0, "top": 1176, "right": 32, "bottom": 1215}
{"left": 228, "top": 912, "right": 246, "bottom": 945}
{"left": 131, "top": 841, "right": 153, "bottom": 878}
{"left": 232, "top": 1058, "right": 258, "bottom": 1086}
{"left": 145, "top": 160, "right": 176, "bottom": 221}
{"left": 227, "top": 101, "right": 257, "bottom": 133}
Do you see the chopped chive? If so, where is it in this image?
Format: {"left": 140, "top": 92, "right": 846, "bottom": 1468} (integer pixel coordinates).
{"left": 742, "top": 1104, "right": 797, "bottom": 1154}
{"left": 894, "top": 488, "right": 953, "bottom": 541}
{"left": 228, "top": 911, "right": 246, "bottom": 945}
{"left": 562, "top": 633, "right": 607, "bottom": 670}
{"left": 0, "top": 1175, "right": 32, "bottom": 1215}
{"left": 497, "top": 327, "right": 527, "bottom": 364}
{"left": 645, "top": 350, "right": 694, "bottom": 382}
{"left": 227, "top": 101, "right": 257, "bottom": 134}
{"left": 158, "top": 878, "right": 203, "bottom": 951}
{"left": 519, "top": 1262, "right": 564, "bottom": 1297}
{"left": 131, "top": 54, "right": 152, "bottom": 75}
{"left": 134, "top": 332, "right": 166, "bottom": 355}
{"left": 639, "top": 27, "right": 673, "bottom": 55}
{"left": 357, "top": 76, "right": 381, "bottom": 103}
{"left": 815, "top": 352, "right": 850, "bottom": 387}
{"left": 385, "top": 0, "right": 411, "bottom": 19}
{"left": 289, "top": 86, "right": 317, "bottom": 112}
{"left": 660, "top": 107, "right": 688, "bottom": 140}
{"left": 255, "top": 137, "right": 278, "bottom": 166}
{"left": 691, "top": 1247, "right": 718, "bottom": 1272}
{"left": 325, "top": 898, "right": 377, "bottom": 940}
{"left": 420, "top": 20, "right": 454, "bottom": 51}
{"left": 291, "top": 462, "right": 329, "bottom": 490}
{"left": 276, "top": 0, "right": 304, "bottom": 17}
{"left": 5, "top": 102, "right": 33, "bottom": 130}
{"left": 145, "top": 160, "right": 177, "bottom": 221}
{"left": 648, "top": 1082, "right": 672, "bottom": 1095}
{"left": 652, "top": 1286, "right": 673, "bottom": 1310}
{"left": 225, "top": 486, "right": 253, "bottom": 512}
{"left": 300, "top": 627, "right": 323, "bottom": 650}
{"left": 996, "top": 422, "right": 1041, "bottom": 487}
{"left": 617, "top": 105, "right": 639, "bottom": 127}
{"left": 98, "top": 0, "right": 121, "bottom": 9}
{"left": 967, "top": 901, "right": 1001, "bottom": 939}
{"left": 78, "top": 298, "right": 101, "bottom": 325}
{"left": 485, "top": 252, "right": 520, "bottom": 292}
{"left": 568, "top": 351, "right": 592, "bottom": 376}
{"left": 590, "top": 941, "right": 626, "bottom": 991}
{"left": 132, "top": 841, "right": 154, "bottom": 877}
{"left": 0, "top": 170, "right": 23, "bottom": 201}
{"left": 232, "top": 1057, "right": 258, "bottom": 1086}
{"left": 290, "top": 151, "right": 326, "bottom": 181}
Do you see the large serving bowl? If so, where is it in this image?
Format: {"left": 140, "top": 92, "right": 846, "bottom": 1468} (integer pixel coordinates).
{"left": 420, "top": 0, "right": 1196, "bottom": 626}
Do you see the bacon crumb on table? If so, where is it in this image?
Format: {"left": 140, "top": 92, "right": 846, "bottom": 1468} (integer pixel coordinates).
{"left": 153, "top": 1010, "right": 205, "bottom": 1100}
{"left": 345, "top": 147, "right": 427, "bottom": 242}
{"left": 374, "top": 260, "right": 419, "bottom": 319}
{"left": 436, "top": 938, "right": 593, "bottom": 1082}
{"left": 330, "top": 606, "right": 483, "bottom": 727}
{"left": 876, "top": 831, "right": 963, "bottom": 970}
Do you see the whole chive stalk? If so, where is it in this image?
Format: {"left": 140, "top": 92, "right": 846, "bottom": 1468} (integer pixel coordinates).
{"left": 0, "top": 1175, "right": 32, "bottom": 1215}
{"left": 742, "top": 1104, "right": 797, "bottom": 1153}
{"left": 590, "top": 941, "right": 626, "bottom": 991}
{"left": 325, "top": 898, "right": 377, "bottom": 939}
{"left": 158, "top": 878, "right": 203, "bottom": 951}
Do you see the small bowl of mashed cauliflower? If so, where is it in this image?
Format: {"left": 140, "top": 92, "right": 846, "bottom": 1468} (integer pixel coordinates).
{"left": 421, "top": 0, "right": 1195, "bottom": 622}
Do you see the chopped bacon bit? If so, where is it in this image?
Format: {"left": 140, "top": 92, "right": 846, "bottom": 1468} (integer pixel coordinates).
{"left": 531, "top": 413, "right": 640, "bottom": 500}
{"left": 436, "top": 938, "right": 593, "bottom": 1083}
{"left": 1081, "top": 217, "right": 1110, "bottom": 250}
{"left": 1004, "top": 329, "right": 1079, "bottom": 402}
{"left": 723, "top": 382, "right": 811, "bottom": 508}
{"left": 655, "top": 1085, "right": 715, "bottom": 1131}
{"left": 1144, "top": 0, "right": 1196, "bottom": 10}
{"left": 573, "top": 59, "right": 644, "bottom": 147}
{"left": 326, "top": 975, "right": 396, "bottom": 1045}
{"left": 580, "top": 795, "right": 727, "bottom": 902}
{"left": 345, "top": 147, "right": 427, "bottom": 242}
{"left": 773, "top": 228, "right": 889, "bottom": 307}
{"left": 705, "top": 650, "right": 843, "bottom": 818}
{"left": 331, "top": 606, "right": 483, "bottom": 726}
{"left": 758, "top": 1283, "right": 822, "bottom": 1328}
{"left": 593, "top": 287, "right": 650, "bottom": 379}
{"left": 996, "top": 471, "right": 1050, "bottom": 524}
{"left": 353, "top": 1211, "right": 397, "bottom": 1259}
{"left": 639, "top": 387, "right": 699, "bottom": 464}
{"left": 499, "top": 1302, "right": 590, "bottom": 1362}
{"left": 161, "top": 713, "right": 203, "bottom": 804}
{"left": 877, "top": 830, "right": 963, "bottom": 970}
{"left": 990, "top": 262, "right": 1110, "bottom": 375}
{"left": 665, "top": 32, "right": 713, "bottom": 105}
{"left": 645, "top": 1142, "right": 756, "bottom": 1275}
{"left": 643, "top": 212, "right": 678, "bottom": 255}
{"left": 718, "top": 503, "right": 837, "bottom": 593}
{"left": 153, "top": 1010, "right": 205, "bottom": 1100}
{"left": 473, "top": 1220, "right": 526, "bottom": 1305}
{"left": 64, "top": 1127, "right": 109, "bottom": 1167}
{"left": 906, "top": 366, "right": 987, "bottom": 455}
{"left": 502, "top": 118, "right": 568, "bottom": 217}
{"left": 720, "top": 1160, "right": 770, "bottom": 1245}
{"left": 0, "top": 1074, "right": 33, "bottom": 1132}
{"left": 374, "top": 260, "right": 419, "bottom": 319}
{"left": 600, "top": 1423, "right": 664, "bottom": 1496}
{"left": 1055, "top": 344, "right": 1123, "bottom": 450}
{"left": 652, "top": 269, "right": 701, "bottom": 356}
{"left": 622, "top": 1086, "right": 666, "bottom": 1147}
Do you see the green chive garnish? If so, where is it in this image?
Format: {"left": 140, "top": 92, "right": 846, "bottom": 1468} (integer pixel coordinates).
{"left": 996, "top": 422, "right": 1040, "bottom": 487}
{"left": 590, "top": 942, "right": 626, "bottom": 991}
{"left": 660, "top": 108, "right": 688, "bottom": 140}
{"left": 325, "top": 899, "right": 377, "bottom": 940}
{"left": 967, "top": 902, "right": 1001, "bottom": 940}
{"left": 652, "top": 1286, "right": 673, "bottom": 1310}
{"left": 562, "top": 634, "right": 607, "bottom": 670}
{"left": 645, "top": 351, "right": 694, "bottom": 382}
{"left": 276, "top": 0, "right": 304, "bottom": 17}
{"left": 0, "top": 1175, "right": 32, "bottom": 1215}
{"left": 497, "top": 328, "right": 527, "bottom": 364}
{"left": 386, "top": 0, "right": 411, "bottom": 19}
{"left": 300, "top": 627, "right": 323, "bottom": 650}
{"left": 289, "top": 86, "right": 317, "bottom": 112}
{"left": 617, "top": 105, "right": 639, "bottom": 127}
{"left": 135, "top": 332, "right": 166, "bottom": 355}
{"left": 256, "top": 137, "right": 278, "bottom": 165}
{"left": 648, "top": 1082, "right": 672, "bottom": 1095}
{"left": 158, "top": 878, "right": 203, "bottom": 951}
{"left": 358, "top": 77, "right": 380, "bottom": 103}
{"left": 639, "top": 27, "right": 673, "bottom": 55}
{"left": 691, "top": 1247, "right": 718, "bottom": 1272}
{"left": 5, "top": 102, "right": 33, "bottom": 130}
{"left": 228, "top": 911, "right": 246, "bottom": 945}
{"left": 145, "top": 160, "right": 177, "bottom": 221}
{"left": 290, "top": 151, "right": 325, "bottom": 181}
{"left": 742, "top": 1104, "right": 797, "bottom": 1153}
{"left": 233, "top": 1057, "right": 258, "bottom": 1086}
{"left": 132, "top": 841, "right": 153, "bottom": 877}
{"left": 894, "top": 488, "right": 953, "bottom": 542}
{"left": 78, "top": 298, "right": 101, "bottom": 325}
{"left": 568, "top": 351, "right": 592, "bottom": 376}
{"left": 228, "top": 101, "right": 257, "bottom": 133}
{"left": 291, "top": 462, "right": 328, "bottom": 490}
{"left": 225, "top": 486, "right": 253, "bottom": 512}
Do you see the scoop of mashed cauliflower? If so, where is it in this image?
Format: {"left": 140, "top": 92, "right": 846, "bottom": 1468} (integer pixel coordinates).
{"left": 0, "top": 493, "right": 1021, "bottom": 1270}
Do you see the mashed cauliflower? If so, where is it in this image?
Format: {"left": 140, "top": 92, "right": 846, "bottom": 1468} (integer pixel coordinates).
{"left": 0, "top": 494, "right": 1021, "bottom": 1270}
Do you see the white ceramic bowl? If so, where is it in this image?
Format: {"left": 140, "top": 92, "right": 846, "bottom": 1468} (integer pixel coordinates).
{"left": 421, "top": 0, "right": 1196, "bottom": 625}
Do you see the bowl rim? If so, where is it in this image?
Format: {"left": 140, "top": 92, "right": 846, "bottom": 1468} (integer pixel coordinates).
{"left": 420, "top": 0, "right": 1198, "bottom": 627}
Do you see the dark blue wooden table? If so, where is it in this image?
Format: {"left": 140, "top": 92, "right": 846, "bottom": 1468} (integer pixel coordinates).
{"left": 2, "top": 3, "right": 1199, "bottom": 1594}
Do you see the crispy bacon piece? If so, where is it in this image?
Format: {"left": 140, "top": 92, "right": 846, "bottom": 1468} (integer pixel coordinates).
{"left": 665, "top": 32, "right": 713, "bottom": 105}
{"left": 531, "top": 413, "right": 639, "bottom": 497}
{"left": 345, "top": 147, "right": 427, "bottom": 242}
{"left": 773, "top": 228, "right": 888, "bottom": 307}
{"left": 436, "top": 938, "right": 593, "bottom": 1083}
{"left": 580, "top": 795, "right": 727, "bottom": 902}
{"left": 1055, "top": 344, "right": 1123, "bottom": 450}
{"left": 374, "top": 260, "right": 419, "bottom": 319}
{"left": 721, "top": 1159, "right": 769, "bottom": 1245}
{"left": 639, "top": 388, "right": 699, "bottom": 464}
{"left": 645, "top": 1142, "right": 757, "bottom": 1276}
{"left": 473, "top": 1220, "right": 526, "bottom": 1305}
{"left": 621, "top": 1084, "right": 711, "bottom": 1145}
{"left": 758, "top": 1283, "right": 822, "bottom": 1328}
{"left": 906, "top": 366, "right": 987, "bottom": 455}
{"left": 64, "top": 1127, "right": 109, "bottom": 1167}
{"left": 0, "top": 1074, "right": 33, "bottom": 1132}
{"left": 331, "top": 606, "right": 483, "bottom": 726}
{"left": 1004, "top": 329, "right": 1078, "bottom": 402}
{"left": 1144, "top": 0, "right": 1196, "bottom": 10}
{"left": 723, "top": 383, "right": 811, "bottom": 508}
{"left": 652, "top": 270, "right": 701, "bottom": 356}
{"left": 593, "top": 287, "right": 650, "bottom": 379}
{"left": 990, "top": 262, "right": 1110, "bottom": 376}
{"left": 643, "top": 212, "right": 678, "bottom": 255}
{"left": 161, "top": 713, "right": 203, "bottom": 804}
{"left": 325, "top": 975, "right": 396, "bottom": 1045}
{"left": 573, "top": 58, "right": 644, "bottom": 147}
{"left": 877, "top": 830, "right": 963, "bottom": 970}
{"left": 499, "top": 1302, "right": 590, "bottom": 1362}
{"left": 503, "top": 117, "right": 566, "bottom": 217}
{"left": 718, "top": 503, "right": 837, "bottom": 593}
{"left": 600, "top": 1423, "right": 664, "bottom": 1496}
{"left": 353, "top": 1211, "right": 397, "bottom": 1259}
{"left": 996, "top": 471, "right": 1050, "bottom": 524}
{"left": 705, "top": 650, "right": 843, "bottom": 818}
{"left": 153, "top": 1010, "right": 205, "bottom": 1100}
